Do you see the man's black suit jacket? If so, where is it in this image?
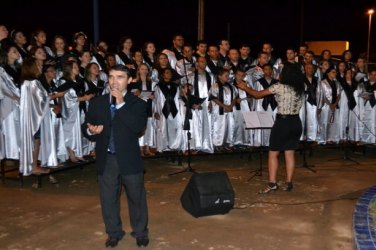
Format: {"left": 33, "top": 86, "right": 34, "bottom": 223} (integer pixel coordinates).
{"left": 84, "top": 92, "right": 147, "bottom": 175}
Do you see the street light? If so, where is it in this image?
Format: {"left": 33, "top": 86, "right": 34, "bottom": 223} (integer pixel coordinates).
{"left": 367, "top": 8, "right": 374, "bottom": 62}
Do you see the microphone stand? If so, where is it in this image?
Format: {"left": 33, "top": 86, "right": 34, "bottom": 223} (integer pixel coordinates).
{"left": 169, "top": 94, "right": 196, "bottom": 176}
{"left": 328, "top": 104, "right": 360, "bottom": 165}
{"left": 298, "top": 90, "right": 316, "bottom": 172}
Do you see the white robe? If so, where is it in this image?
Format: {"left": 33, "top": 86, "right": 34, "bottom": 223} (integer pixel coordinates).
{"left": 60, "top": 81, "right": 83, "bottom": 158}
{"left": 153, "top": 84, "right": 183, "bottom": 152}
{"left": 20, "top": 80, "right": 58, "bottom": 175}
{"left": 0, "top": 67, "right": 20, "bottom": 160}
{"left": 187, "top": 73, "right": 215, "bottom": 153}
{"left": 316, "top": 79, "right": 342, "bottom": 144}
{"left": 209, "top": 82, "right": 237, "bottom": 147}
{"left": 357, "top": 82, "right": 376, "bottom": 143}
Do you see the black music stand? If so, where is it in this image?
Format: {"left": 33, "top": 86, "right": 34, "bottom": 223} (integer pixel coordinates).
{"left": 243, "top": 111, "right": 274, "bottom": 181}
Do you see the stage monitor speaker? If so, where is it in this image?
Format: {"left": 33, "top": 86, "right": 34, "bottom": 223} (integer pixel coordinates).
{"left": 180, "top": 171, "right": 235, "bottom": 218}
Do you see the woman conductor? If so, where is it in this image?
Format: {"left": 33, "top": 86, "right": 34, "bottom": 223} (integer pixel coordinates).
{"left": 238, "top": 63, "right": 305, "bottom": 194}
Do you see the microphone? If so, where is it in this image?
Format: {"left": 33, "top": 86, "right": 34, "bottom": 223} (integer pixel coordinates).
{"left": 110, "top": 95, "right": 116, "bottom": 108}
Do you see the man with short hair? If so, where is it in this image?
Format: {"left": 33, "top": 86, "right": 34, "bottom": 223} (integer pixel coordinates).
{"left": 194, "top": 40, "right": 207, "bottom": 58}
{"left": 84, "top": 65, "right": 149, "bottom": 248}
{"left": 206, "top": 44, "right": 223, "bottom": 76}
{"left": 218, "top": 39, "right": 230, "bottom": 65}
{"left": 162, "top": 34, "right": 184, "bottom": 69}
{"left": 176, "top": 44, "right": 196, "bottom": 84}
{"left": 239, "top": 44, "right": 253, "bottom": 71}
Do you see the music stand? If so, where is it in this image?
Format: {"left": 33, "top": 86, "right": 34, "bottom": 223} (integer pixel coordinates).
{"left": 298, "top": 93, "right": 316, "bottom": 172}
{"left": 242, "top": 111, "right": 273, "bottom": 181}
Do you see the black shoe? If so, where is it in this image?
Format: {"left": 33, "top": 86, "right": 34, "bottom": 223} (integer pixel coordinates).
{"left": 282, "top": 182, "right": 293, "bottom": 192}
{"left": 105, "top": 235, "right": 123, "bottom": 248}
{"left": 258, "top": 182, "right": 278, "bottom": 194}
{"left": 136, "top": 236, "right": 149, "bottom": 247}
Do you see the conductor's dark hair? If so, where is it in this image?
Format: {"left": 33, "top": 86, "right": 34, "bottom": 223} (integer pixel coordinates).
{"left": 280, "top": 63, "right": 305, "bottom": 96}
{"left": 109, "top": 64, "right": 131, "bottom": 77}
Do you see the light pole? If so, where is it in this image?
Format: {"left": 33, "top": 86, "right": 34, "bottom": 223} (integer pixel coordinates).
{"left": 367, "top": 9, "right": 374, "bottom": 62}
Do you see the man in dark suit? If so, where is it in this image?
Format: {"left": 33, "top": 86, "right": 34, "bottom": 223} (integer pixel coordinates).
{"left": 84, "top": 65, "right": 149, "bottom": 248}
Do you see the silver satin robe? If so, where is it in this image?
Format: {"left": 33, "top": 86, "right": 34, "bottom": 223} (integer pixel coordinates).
{"left": 357, "top": 82, "right": 376, "bottom": 143}
{"left": 153, "top": 84, "right": 183, "bottom": 152}
{"left": 20, "top": 80, "right": 58, "bottom": 175}
{"left": 187, "top": 73, "right": 214, "bottom": 153}
{"left": 0, "top": 67, "right": 20, "bottom": 160}
{"left": 176, "top": 58, "right": 196, "bottom": 85}
{"left": 138, "top": 81, "right": 156, "bottom": 148}
{"left": 253, "top": 79, "right": 278, "bottom": 146}
{"left": 231, "top": 79, "right": 253, "bottom": 146}
{"left": 209, "top": 82, "right": 237, "bottom": 147}
{"left": 60, "top": 80, "right": 83, "bottom": 158}
{"left": 316, "top": 79, "right": 342, "bottom": 144}
{"left": 338, "top": 84, "right": 359, "bottom": 141}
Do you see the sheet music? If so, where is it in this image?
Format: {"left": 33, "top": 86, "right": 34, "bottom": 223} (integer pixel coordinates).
{"left": 242, "top": 111, "right": 274, "bottom": 129}
{"left": 139, "top": 91, "right": 153, "bottom": 99}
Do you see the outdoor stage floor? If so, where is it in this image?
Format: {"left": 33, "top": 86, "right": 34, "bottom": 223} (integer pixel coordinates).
{"left": 1, "top": 147, "right": 375, "bottom": 250}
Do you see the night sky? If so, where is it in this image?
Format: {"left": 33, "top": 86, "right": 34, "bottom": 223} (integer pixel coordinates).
{"left": 1, "top": 0, "right": 376, "bottom": 59}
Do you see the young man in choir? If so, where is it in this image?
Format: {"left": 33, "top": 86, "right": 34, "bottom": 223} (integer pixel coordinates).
{"left": 187, "top": 56, "right": 215, "bottom": 153}
{"left": 253, "top": 64, "right": 278, "bottom": 146}
{"left": 206, "top": 44, "right": 223, "bottom": 76}
{"left": 194, "top": 40, "right": 207, "bottom": 58}
{"left": 162, "top": 34, "right": 185, "bottom": 69}
{"left": 225, "top": 48, "right": 241, "bottom": 82}
{"left": 256, "top": 43, "right": 281, "bottom": 72}
{"left": 303, "top": 63, "right": 319, "bottom": 141}
{"left": 247, "top": 51, "right": 269, "bottom": 84}
{"left": 176, "top": 44, "right": 196, "bottom": 84}
{"left": 231, "top": 69, "right": 253, "bottom": 147}
{"left": 218, "top": 39, "right": 230, "bottom": 65}
{"left": 239, "top": 44, "right": 254, "bottom": 72}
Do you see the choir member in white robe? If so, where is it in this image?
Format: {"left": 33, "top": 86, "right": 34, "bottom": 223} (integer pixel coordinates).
{"left": 316, "top": 67, "right": 342, "bottom": 144}
{"left": 246, "top": 52, "right": 269, "bottom": 86}
{"left": 253, "top": 64, "right": 278, "bottom": 146}
{"left": 303, "top": 63, "right": 319, "bottom": 141}
{"left": 161, "top": 34, "right": 184, "bottom": 69}
{"left": 179, "top": 83, "right": 204, "bottom": 154}
{"left": 57, "top": 61, "right": 94, "bottom": 162}
{"left": 338, "top": 69, "right": 359, "bottom": 142}
{"left": 151, "top": 53, "right": 181, "bottom": 85}
{"left": 153, "top": 68, "right": 182, "bottom": 152}
{"left": 357, "top": 70, "right": 376, "bottom": 144}
{"left": 315, "top": 60, "right": 330, "bottom": 84}
{"left": 187, "top": 57, "right": 214, "bottom": 153}
{"left": 231, "top": 68, "right": 253, "bottom": 146}
{"left": 39, "top": 63, "right": 67, "bottom": 163}
{"left": 175, "top": 44, "right": 196, "bottom": 85}
{"left": 128, "top": 63, "right": 156, "bottom": 156}
{"left": 209, "top": 69, "right": 237, "bottom": 150}
{"left": 0, "top": 45, "right": 21, "bottom": 160}
{"left": 19, "top": 58, "right": 58, "bottom": 175}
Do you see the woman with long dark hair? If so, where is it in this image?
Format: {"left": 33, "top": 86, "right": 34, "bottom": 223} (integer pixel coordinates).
{"left": 238, "top": 63, "right": 305, "bottom": 193}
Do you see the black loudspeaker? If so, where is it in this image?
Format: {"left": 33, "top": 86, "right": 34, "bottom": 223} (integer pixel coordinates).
{"left": 180, "top": 171, "right": 235, "bottom": 217}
